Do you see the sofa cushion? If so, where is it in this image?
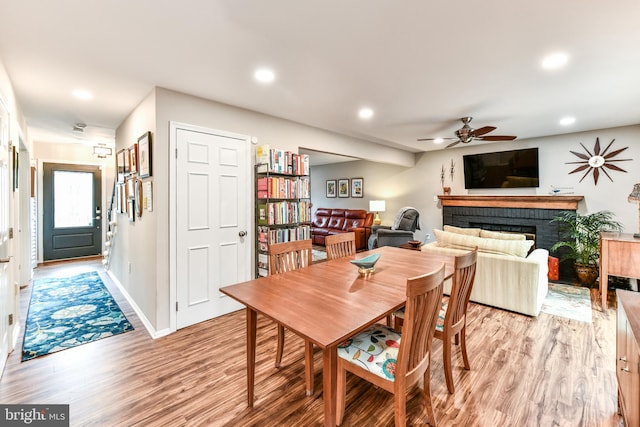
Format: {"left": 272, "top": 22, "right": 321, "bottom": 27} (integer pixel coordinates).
{"left": 328, "top": 216, "right": 345, "bottom": 229}
{"left": 479, "top": 229, "right": 526, "bottom": 240}
{"left": 434, "top": 229, "right": 534, "bottom": 258}
{"left": 444, "top": 225, "right": 482, "bottom": 236}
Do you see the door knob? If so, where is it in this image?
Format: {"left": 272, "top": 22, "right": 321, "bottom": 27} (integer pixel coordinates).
{"left": 238, "top": 231, "right": 247, "bottom": 237}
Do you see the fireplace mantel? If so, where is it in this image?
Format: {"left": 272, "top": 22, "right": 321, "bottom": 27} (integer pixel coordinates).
{"left": 438, "top": 195, "right": 583, "bottom": 210}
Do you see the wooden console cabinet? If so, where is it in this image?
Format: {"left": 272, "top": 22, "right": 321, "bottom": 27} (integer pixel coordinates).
{"left": 617, "top": 290, "right": 640, "bottom": 427}
{"left": 600, "top": 232, "right": 640, "bottom": 310}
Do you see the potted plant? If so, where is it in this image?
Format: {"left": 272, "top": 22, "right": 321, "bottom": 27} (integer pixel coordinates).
{"left": 550, "top": 210, "right": 622, "bottom": 286}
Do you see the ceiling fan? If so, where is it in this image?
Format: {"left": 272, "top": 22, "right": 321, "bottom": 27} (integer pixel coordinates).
{"left": 418, "top": 117, "right": 517, "bottom": 148}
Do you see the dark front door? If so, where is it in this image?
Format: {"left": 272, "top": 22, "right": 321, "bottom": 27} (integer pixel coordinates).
{"left": 43, "top": 163, "right": 102, "bottom": 261}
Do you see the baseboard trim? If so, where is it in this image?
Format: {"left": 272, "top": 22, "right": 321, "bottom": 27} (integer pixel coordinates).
{"left": 105, "top": 269, "right": 169, "bottom": 339}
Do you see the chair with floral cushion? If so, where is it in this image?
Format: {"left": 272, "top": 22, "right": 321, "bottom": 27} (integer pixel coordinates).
{"left": 336, "top": 264, "right": 445, "bottom": 426}
{"left": 268, "top": 239, "right": 315, "bottom": 394}
{"left": 325, "top": 232, "right": 356, "bottom": 260}
{"left": 394, "top": 248, "right": 478, "bottom": 394}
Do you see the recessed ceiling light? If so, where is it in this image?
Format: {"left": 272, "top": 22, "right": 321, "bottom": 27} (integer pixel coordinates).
{"left": 358, "top": 108, "right": 374, "bottom": 120}
{"left": 560, "top": 116, "right": 576, "bottom": 126}
{"left": 254, "top": 68, "right": 275, "bottom": 83}
{"left": 542, "top": 52, "right": 569, "bottom": 70}
{"left": 434, "top": 138, "right": 444, "bottom": 144}
{"left": 72, "top": 89, "right": 93, "bottom": 100}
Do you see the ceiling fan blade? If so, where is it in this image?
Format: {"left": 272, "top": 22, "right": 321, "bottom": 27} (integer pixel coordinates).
{"left": 416, "top": 137, "right": 457, "bottom": 141}
{"left": 446, "top": 140, "right": 461, "bottom": 148}
{"left": 477, "top": 135, "right": 517, "bottom": 141}
{"left": 473, "top": 126, "right": 496, "bottom": 137}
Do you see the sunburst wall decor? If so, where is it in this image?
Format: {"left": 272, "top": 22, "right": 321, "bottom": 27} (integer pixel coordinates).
{"left": 566, "top": 137, "right": 631, "bottom": 185}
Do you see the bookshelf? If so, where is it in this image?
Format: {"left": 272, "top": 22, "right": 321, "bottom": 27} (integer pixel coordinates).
{"left": 255, "top": 146, "right": 311, "bottom": 277}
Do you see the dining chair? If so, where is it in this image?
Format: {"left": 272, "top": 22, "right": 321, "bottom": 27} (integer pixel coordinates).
{"left": 325, "top": 232, "right": 356, "bottom": 260}
{"left": 394, "top": 248, "right": 478, "bottom": 394}
{"left": 336, "top": 263, "right": 445, "bottom": 426}
{"left": 268, "top": 239, "right": 315, "bottom": 394}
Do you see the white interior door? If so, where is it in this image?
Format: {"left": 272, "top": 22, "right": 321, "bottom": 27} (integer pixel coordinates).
{"left": 0, "top": 99, "right": 12, "bottom": 369}
{"left": 175, "top": 126, "right": 250, "bottom": 329}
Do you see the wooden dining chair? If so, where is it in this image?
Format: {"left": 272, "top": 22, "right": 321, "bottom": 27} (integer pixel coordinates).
{"left": 395, "top": 248, "right": 478, "bottom": 394}
{"left": 268, "top": 239, "right": 315, "bottom": 394}
{"left": 325, "top": 232, "right": 356, "bottom": 260}
{"left": 336, "top": 264, "right": 445, "bottom": 426}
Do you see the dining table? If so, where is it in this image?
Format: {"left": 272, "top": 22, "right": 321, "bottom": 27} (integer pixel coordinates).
{"left": 220, "top": 245, "right": 454, "bottom": 427}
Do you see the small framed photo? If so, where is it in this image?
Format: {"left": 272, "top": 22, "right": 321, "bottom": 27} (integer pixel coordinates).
{"left": 127, "top": 177, "right": 136, "bottom": 199}
{"left": 138, "top": 131, "right": 152, "bottom": 178}
{"left": 338, "top": 179, "right": 349, "bottom": 198}
{"left": 326, "top": 180, "right": 336, "bottom": 198}
{"left": 116, "top": 150, "right": 126, "bottom": 183}
{"left": 351, "top": 178, "right": 363, "bottom": 198}
{"left": 129, "top": 144, "right": 138, "bottom": 174}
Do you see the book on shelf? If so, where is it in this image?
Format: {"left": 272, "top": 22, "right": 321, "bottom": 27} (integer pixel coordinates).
{"left": 256, "top": 176, "right": 310, "bottom": 199}
{"left": 256, "top": 145, "right": 309, "bottom": 175}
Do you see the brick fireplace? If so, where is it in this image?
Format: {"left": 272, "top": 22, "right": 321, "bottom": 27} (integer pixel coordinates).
{"left": 438, "top": 195, "right": 584, "bottom": 281}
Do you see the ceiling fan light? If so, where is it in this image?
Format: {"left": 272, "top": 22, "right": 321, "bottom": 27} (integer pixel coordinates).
{"left": 433, "top": 138, "right": 444, "bottom": 144}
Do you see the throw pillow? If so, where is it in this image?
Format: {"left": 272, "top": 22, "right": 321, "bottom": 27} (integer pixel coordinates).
{"left": 479, "top": 230, "right": 526, "bottom": 240}
{"left": 443, "top": 225, "right": 482, "bottom": 236}
{"left": 434, "top": 229, "right": 534, "bottom": 258}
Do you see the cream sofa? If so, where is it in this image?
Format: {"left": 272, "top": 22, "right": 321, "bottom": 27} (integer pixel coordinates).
{"left": 422, "top": 226, "right": 549, "bottom": 316}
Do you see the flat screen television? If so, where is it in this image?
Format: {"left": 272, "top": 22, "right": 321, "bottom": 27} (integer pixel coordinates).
{"left": 463, "top": 147, "right": 539, "bottom": 189}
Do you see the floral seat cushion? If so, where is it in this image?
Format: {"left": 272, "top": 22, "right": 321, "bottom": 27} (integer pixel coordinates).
{"left": 337, "top": 324, "right": 401, "bottom": 380}
{"left": 394, "top": 301, "right": 448, "bottom": 332}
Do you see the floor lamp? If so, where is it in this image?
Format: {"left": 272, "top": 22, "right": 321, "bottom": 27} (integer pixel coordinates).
{"left": 628, "top": 183, "right": 640, "bottom": 238}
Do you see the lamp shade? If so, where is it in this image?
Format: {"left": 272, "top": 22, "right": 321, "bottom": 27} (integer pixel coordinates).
{"left": 369, "top": 200, "right": 386, "bottom": 212}
{"left": 629, "top": 183, "right": 640, "bottom": 202}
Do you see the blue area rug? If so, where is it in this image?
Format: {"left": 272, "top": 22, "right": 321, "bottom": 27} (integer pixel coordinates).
{"left": 541, "top": 282, "right": 592, "bottom": 323}
{"left": 22, "top": 271, "right": 134, "bottom": 361}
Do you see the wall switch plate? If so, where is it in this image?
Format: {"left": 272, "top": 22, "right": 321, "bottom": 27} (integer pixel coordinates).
{"left": 433, "top": 195, "right": 438, "bottom": 202}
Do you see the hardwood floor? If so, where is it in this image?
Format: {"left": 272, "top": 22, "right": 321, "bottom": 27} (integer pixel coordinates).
{"left": 0, "top": 259, "right": 624, "bottom": 426}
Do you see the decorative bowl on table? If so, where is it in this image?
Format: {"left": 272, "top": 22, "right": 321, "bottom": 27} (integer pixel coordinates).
{"left": 407, "top": 240, "right": 421, "bottom": 248}
{"left": 350, "top": 253, "right": 381, "bottom": 275}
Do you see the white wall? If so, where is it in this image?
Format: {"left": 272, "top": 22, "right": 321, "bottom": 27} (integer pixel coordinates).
{"left": 113, "top": 90, "right": 157, "bottom": 330}
{"left": 311, "top": 125, "right": 640, "bottom": 244}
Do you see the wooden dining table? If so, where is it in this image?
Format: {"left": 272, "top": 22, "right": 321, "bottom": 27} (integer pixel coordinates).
{"left": 220, "top": 246, "right": 454, "bottom": 427}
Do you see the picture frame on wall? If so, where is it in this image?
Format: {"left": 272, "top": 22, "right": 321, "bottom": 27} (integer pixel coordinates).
{"left": 351, "top": 177, "right": 363, "bottom": 198}
{"left": 338, "top": 178, "right": 349, "bottom": 198}
{"left": 116, "top": 150, "right": 125, "bottom": 183}
{"left": 326, "top": 180, "right": 336, "bottom": 198}
{"left": 129, "top": 143, "right": 138, "bottom": 174}
{"left": 123, "top": 147, "right": 131, "bottom": 175}
{"left": 138, "top": 131, "right": 152, "bottom": 178}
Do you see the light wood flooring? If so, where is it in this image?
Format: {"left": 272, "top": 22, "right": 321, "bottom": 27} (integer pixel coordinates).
{"left": 0, "top": 259, "right": 624, "bottom": 426}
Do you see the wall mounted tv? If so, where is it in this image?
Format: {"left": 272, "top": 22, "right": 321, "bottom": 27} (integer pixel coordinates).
{"left": 463, "top": 147, "right": 539, "bottom": 189}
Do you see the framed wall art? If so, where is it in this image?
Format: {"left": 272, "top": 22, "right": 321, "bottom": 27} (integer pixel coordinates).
{"left": 351, "top": 178, "right": 363, "bottom": 198}
{"left": 116, "top": 149, "right": 126, "bottom": 183}
{"left": 326, "top": 180, "right": 336, "bottom": 198}
{"left": 138, "top": 131, "right": 152, "bottom": 178}
{"left": 338, "top": 178, "right": 349, "bottom": 198}
{"left": 129, "top": 143, "right": 138, "bottom": 174}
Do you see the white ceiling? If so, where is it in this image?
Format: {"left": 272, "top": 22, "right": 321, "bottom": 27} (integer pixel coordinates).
{"left": 1, "top": 1, "right": 639, "bottom": 153}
